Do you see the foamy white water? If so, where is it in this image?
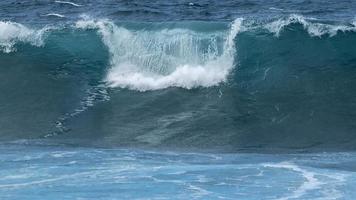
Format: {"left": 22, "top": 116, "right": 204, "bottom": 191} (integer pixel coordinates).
{"left": 265, "top": 14, "right": 356, "bottom": 37}
{"left": 0, "top": 21, "right": 48, "bottom": 53}
{"left": 76, "top": 18, "right": 242, "bottom": 91}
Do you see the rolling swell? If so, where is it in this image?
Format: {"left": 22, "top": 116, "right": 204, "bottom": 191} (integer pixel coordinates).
{"left": 1, "top": 16, "right": 356, "bottom": 152}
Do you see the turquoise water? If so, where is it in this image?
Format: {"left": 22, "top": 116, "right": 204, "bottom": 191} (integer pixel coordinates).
{"left": 1, "top": 144, "right": 356, "bottom": 200}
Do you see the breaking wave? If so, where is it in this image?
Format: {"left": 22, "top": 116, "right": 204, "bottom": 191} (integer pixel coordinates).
{"left": 1, "top": 15, "right": 356, "bottom": 150}
{"left": 75, "top": 18, "right": 242, "bottom": 91}
{"left": 2, "top": 15, "right": 355, "bottom": 90}
{"left": 264, "top": 14, "right": 356, "bottom": 37}
{"left": 0, "top": 21, "right": 49, "bottom": 53}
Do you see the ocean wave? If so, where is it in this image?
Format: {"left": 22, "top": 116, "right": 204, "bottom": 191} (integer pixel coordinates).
{"left": 1, "top": 15, "right": 354, "bottom": 54}
{"left": 74, "top": 15, "right": 356, "bottom": 91}
{"left": 0, "top": 15, "right": 355, "bottom": 89}
{"left": 1, "top": 16, "right": 356, "bottom": 150}
{"left": 0, "top": 21, "right": 49, "bottom": 53}
{"left": 76, "top": 18, "right": 242, "bottom": 91}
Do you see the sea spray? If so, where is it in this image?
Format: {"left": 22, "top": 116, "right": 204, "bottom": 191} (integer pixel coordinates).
{"left": 0, "top": 21, "right": 48, "bottom": 53}
{"left": 75, "top": 18, "right": 243, "bottom": 91}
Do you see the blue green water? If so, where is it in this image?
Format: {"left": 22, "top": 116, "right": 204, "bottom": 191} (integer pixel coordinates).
{"left": 1, "top": 0, "right": 356, "bottom": 199}
{"left": 1, "top": 144, "right": 356, "bottom": 200}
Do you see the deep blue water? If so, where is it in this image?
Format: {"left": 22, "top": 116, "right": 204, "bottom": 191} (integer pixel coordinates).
{"left": 1, "top": 0, "right": 356, "bottom": 199}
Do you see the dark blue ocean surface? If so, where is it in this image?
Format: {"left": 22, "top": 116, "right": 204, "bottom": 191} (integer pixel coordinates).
{"left": 1, "top": 1, "right": 356, "bottom": 199}
{"left": 1, "top": 0, "right": 356, "bottom": 24}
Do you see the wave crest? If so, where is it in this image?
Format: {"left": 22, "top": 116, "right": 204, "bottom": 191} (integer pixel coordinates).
{"left": 76, "top": 18, "right": 242, "bottom": 91}
{"left": 0, "top": 21, "right": 48, "bottom": 53}
{"left": 265, "top": 14, "right": 356, "bottom": 37}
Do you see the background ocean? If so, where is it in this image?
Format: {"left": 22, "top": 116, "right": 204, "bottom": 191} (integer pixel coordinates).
{"left": 1, "top": 0, "right": 356, "bottom": 199}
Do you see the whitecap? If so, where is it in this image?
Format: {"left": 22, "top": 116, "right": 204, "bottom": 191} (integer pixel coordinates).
{"left": 0, "top": 21, "right": 48, "bottom": 53}
{"left": 54, "top": 0, "right": 82, "bottom": 7}
{"left": 43, "top": 13, "right": 65, "bottom": 18}
{"left": 265, "top": 14, "right": 356, "bottom": 37}
{"left": 75, "top": 18, "right": 243, "bottom": 91}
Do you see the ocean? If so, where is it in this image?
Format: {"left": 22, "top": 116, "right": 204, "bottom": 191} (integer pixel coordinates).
{"left": 1, "top": 0, "right": 356, "bottom": 199}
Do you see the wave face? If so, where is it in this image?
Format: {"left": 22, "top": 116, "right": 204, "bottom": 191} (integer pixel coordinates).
{"left": 1, "top": 16, "right": 356, "bottom": 152}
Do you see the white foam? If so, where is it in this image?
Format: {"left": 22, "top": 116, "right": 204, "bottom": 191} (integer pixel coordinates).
{"left": 0, "top": 21, "right": 47, "bottom": 53}
{"left": 264, "top": 162, "right": 322, "bottom": 200}
{"left": 76, "top": 18, "right": 243, "bottom": 91}
{"left": 265, "top": 14, "right": 356, "bottom": 37}
{"left": 264, "top": 161, "right": 348, "bottom": 200}
{"left": 54, "top": 0, "right": 82, "bottom": 7}
{"left": 106, "top": 62, "right": 229, "bottom": 91}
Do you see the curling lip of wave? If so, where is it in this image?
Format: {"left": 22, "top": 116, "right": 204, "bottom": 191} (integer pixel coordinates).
{"left": 1, "top": 14, "right": 355, "bottom": 53}
{"left": 1, "top": 15, "right": 356, "bottom": 89}
{"left": 75, "top": 18, "right": 242, "bottom": 91}
{"left": 1, "top": 15, "right": 354, "bottom": 53}
{"left": 76, "top": 15, "right": 356, "bottom": 92}
{"left": 0, "top": 21, "right": 49, "bottom": 53}
{"left": 264, "top": 14, "right": 356, "bottom": 37}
